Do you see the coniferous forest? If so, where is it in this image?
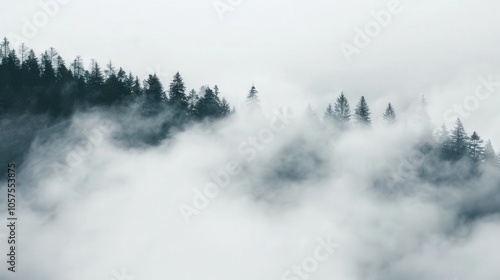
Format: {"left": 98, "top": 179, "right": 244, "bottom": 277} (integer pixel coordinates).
{"left": 3, "top": 1, "right": 500, "bottom": 279}
{"left": 1, "top": 38, "right": 499, "bottom": 183}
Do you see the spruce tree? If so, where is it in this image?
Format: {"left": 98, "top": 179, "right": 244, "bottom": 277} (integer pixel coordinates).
{"left": 449, "top": 118, "right": 469, "bottom": 160}
{"left": 23, "top": 50, "right": 41, "bottom": 86}
{"left": 324, "top": 103, "right": 335, "bottom": 124}
{"left": 467, "top": 131, "right": 484, "bottom": 163}
{"left": 40, "top": 51, "right": 56, "bottom": 85}
{"left": 168, "top": 72, "right": 188, "bottom": 110}
{"left": 383, "top": 103, "right": 396, "bottom": 124}
{"left": 220, "top": 97, "right": 231, "bottom": 116}
{"left": 484, "top": 140, "right": 497, "bottom": 165}
{"left": 354, "top": 96, "right": 371, "bottom": 126}
{"left": 436, "top": 124, "right": 452, "bottom": 159}
{"left": 333, "top": 92, "right": 351, "bottom": 130}
{"left": 144, "top": 74, "right": 166, "bottom": 104}
{"left": 246, "top": 85, "right": 260, "bottom": 112}
{"left": 187, "top": 89, "right": 199, "bottom": 113}
{"left": 87, "top": 60, "right": 104, "bottom": 89}
{"left": 196, "top": 86, "right": 222, "bottom": 119}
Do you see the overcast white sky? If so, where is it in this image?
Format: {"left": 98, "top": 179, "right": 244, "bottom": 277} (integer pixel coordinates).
{"left": 2, "top": 0, "right": 500, "bottom": 144}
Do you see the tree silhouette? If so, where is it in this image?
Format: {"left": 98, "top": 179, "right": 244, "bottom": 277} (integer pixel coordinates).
{"left": 333, "top": 92, "right": 351, "bottom": 130}
{"left": 383, "top": 103, "right": 396, "bottom": 124}
{"left": 354, "top": 96, "right": 371, "bottom": 126}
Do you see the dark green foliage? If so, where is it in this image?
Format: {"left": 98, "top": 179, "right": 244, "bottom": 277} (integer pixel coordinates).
{"left": 383, "top": 103, "right": 396, "bottom": 124}
{"left": 195, "top": 86, "right": 223, "bottom": 119}
{"left": 449, "top": 118, "right": 469, "bottom": 161}
{"left": 354, "top": 96, "right": 371, "bottom": 126}
{"left": 246, "top": 85, "right": 260, "bottom": 112}
{"left": 324, "top": 103, "right": 334, "bottom": 123}
{"left": 468, "top": 131, "right": 484, "bottom": 163}
{"left": 0, "top": 38, "right": 234, "bottom": 122}
{"left": 168, "top": 72, "right": 188, "bottom": 110}
{"left": 333, "top": 92, "right": 351, "bottom": 130}
{"left": 484, "top": 140, "right": 497, "bottom": 166}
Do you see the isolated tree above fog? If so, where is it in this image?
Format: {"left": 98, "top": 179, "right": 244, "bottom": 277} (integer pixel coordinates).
{"left": 332, "top": 92, "right": 351, "bottom": 130}
{"left": 383, "top": 103, "right": 396, "bottom": 124}
{"left": 354, "top": 96, "right": 371, "bottom": 126}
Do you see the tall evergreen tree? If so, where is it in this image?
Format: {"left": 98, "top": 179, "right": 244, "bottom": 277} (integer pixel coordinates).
{"left": 246, "top": 85, "right": 260, "bottom": 112}
{"left": 220, "top": 97, "right": 231, "bottom": 116}
{"left": 144, "top": 74, "right": 166, "bottom": 103}
{"left": 87, "top": 60, "right": 104, "bottom": 89}
{"left": 22, "top": 50, "right": 40, "bottom": 86}
{"left": 354, "top": 96, "right": 371, "bottom": 126}
{"left": 55, "top": 56, "right": 72, "bottom": 84}
{"left": 484, "top": 140, "right": 497, "bottom": 165}
{"left": 168, "top": 72, "right": 188, "bottom": 110}
{"left": 467, "top": 131, "right": 485, "bottom": 163}
{"left": 0, "top": 38, "right": 10, "bottom": 61}
{"left": 196, "top": 86, "right": 222, "bottom": 119}
{"left": 436, "top": 124, "right": 452, "bottom": 159}
{"left": 40, "top": 51, "right": 56, "bottom": 85}
{"left": 333, "top": 92, "right": 351, "bottom": 130}
{"left": 71, "top": 56, "right": 85, "bottom": 79}
{"left": 449, "top": 118, "right": 469, "bottom": 160}
{"left": 187, "top": 89, "right": 199, "bottom": 113}
{"left": 324, "top": 103, "right": 335, "bottom": 124}
{"left": 383, "top": 103, "right": 396, "bottom": 124}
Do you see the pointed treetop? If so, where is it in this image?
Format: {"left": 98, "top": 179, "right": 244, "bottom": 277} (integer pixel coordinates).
{"left": 354, "top": 96, "right": 371, "bottom": 126}
{"left": 383, "top": 102, "right": 396, "bottom": 124}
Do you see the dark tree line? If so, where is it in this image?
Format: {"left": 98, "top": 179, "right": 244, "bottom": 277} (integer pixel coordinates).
{"left": 0, "top": 38, "right": 235, "bottom": 121}
{"left": 1, "top": 39, "right": 499, "bottom": 178}
{"left": 317, "top": 92, "right": 500, "bottom": 174}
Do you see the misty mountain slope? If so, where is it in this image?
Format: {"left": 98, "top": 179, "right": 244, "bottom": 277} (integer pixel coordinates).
{"left": 2, "top": 105, "right": 499, "bottom": 280}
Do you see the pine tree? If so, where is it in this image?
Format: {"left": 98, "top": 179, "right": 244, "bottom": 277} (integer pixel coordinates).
{"left": 449, "top": 118, "right": 469, "bottom": 160}
{"left": 467, "top": 131, "right": 485, "bottom": 163}
{"left": 144, "top": 74, "right": 166, "bottom": 104}
{"left": 354, "top": 96, "right": 371, "bottom": 126}
{"left": 132, "top": 76, "right": 142, "bottom": 96}
{"left": 436, "top": 124, "right": 452, "bottom": 159}
{"left": 18, "top": 43, "right": 28, "bottom": 65}
{"left": 0, "top": 38, "right": 10, "bottom": 61}
{"left": 333, "top": 92, "right": 351, "bottom": 130}
{"left": 246, "top": 85, "right": 260, "bottom": 112}
{"left": 383, "top": 103, "right": 396, "bottom": 124}
{"left": 484, "top": 140, "right": 497, "bottom": 165}
{"left": 324, "top": 103, "right": 335, "bottom": 124}
{"left": 71, "top": 56, "right": 85, "bottom": 79}
{"left": 220, "top": 97, "right": 231, "bottom": 116}
{"left": 40, "top": 51, "right": 56, "bottom": 85}
{"left": 22, "top": 50, "right": 40, "bottom": 86}
{"left": 196, "top": 86, "right": 222, "bottom": 119}
{"left": 104, "top": 60, "right": 116, "bottom": 79}
{"left": 168, "top": 72, "right": 188, "bottom": 110}
{"left": 55, "top": 56, "right": 72, "bottom": 84}
{"left": 187, "top": 89, "right": 199, "bottom": 113}
{"left": 87, "top": 59, "right": 104, "bottom": 89}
